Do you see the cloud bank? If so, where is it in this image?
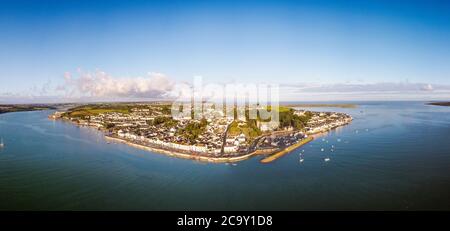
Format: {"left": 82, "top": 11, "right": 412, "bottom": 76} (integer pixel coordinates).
{"left": 282, "top": 82, "right": 447, "bottom": 93}
{"left": 1, "top": 71, "right": 450, "bottom": 103}
{"left": 57, "top": 70, "right": 174, "bottom": 99}
{"left": 279, "top": 82, "right": 450, "bottom": 101}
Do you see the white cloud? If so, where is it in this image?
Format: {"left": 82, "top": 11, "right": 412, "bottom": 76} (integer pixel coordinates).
{"left": 2, "top": 73, "right": 450, "bottom": 103}
{"left": 420, "top": 84, "right": 434, "bottom": 91}
{"left": 57, "top": 70, "right": 174, "bottom": 98}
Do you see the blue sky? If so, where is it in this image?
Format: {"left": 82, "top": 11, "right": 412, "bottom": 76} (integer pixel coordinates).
{"left": 1, "top": 0, "right": 450, "bottom": 102}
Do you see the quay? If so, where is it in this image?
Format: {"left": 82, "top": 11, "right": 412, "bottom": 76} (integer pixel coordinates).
{"left": 260, "top": 136, "right": 313, "bottom": 163}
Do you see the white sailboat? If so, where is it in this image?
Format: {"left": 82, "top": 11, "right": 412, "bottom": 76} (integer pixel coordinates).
{"left": 0, "top": 138, "right": 4, "bottom": 148}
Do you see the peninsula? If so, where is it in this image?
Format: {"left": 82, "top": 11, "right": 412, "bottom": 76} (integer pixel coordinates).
{"left": 49, "top": 103, "right": 352, "bottom": 163}
{"left": 427, "top": 102, "right": 450, "bottom": 107}
{"left": 0, "top": 104, "right": 56, "bottom": 114}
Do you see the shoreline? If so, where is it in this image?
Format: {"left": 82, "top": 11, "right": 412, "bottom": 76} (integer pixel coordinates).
{"left": 104, "top": 135, "right": 263, "bottom": 163}
{"left": 53, "top": 112, "right": 352, "bottom": 164}
{"left": 103, "top": 119, "right": 351, "bottom": 164}
{"left": 427, "top": 102, "right": 450, "bottom": 107}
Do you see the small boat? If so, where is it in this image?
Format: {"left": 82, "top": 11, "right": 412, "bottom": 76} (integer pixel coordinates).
{"left": 0, "top": 138, "right": 4, "bottom": 148}
{"left": 320, "top": 148, "right": 324, "bottom": 152}
{"left": 299, "top": 158, "right": 304, "bottom": 163}
{"left": 324, "top": 158, "right": 330, "bottom": 162}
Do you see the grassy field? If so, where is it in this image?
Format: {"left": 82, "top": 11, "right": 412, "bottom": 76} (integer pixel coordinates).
{"left": 66, "top": 105, "right": 131, "bottom": 118}
{"left": 228, "top": 121, "right": 261, "bottom": 138}
{"left": 265, "top": 105, "right": 292, "bottom": 112}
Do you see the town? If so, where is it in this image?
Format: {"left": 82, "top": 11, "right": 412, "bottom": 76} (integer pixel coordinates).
{"left": 49, "top": 103, "right": 353, "bottom": 162}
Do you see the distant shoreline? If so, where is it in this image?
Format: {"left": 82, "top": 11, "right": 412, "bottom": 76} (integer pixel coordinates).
{"left": 427, "top": 102, "right": 450, "bottom": 107}
{"left": 0, "top": 105, "right": 55, "bottom": 114}
{"left": 284, "top": 103, "right": 357, "bottom": 108}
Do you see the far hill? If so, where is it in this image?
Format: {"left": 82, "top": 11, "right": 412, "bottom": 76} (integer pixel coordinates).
{"left": 0, "top": 104, "right": 56, "bottom": 114}
{"left": 427, "top": 102, "right": 450, "bottom": 107}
